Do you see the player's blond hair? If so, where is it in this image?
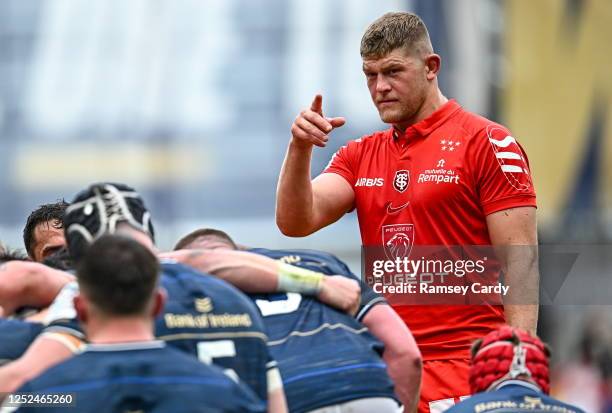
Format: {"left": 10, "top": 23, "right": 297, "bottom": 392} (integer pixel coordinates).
{"left": 360, "top": 12, "right": 433, "bottom": 59}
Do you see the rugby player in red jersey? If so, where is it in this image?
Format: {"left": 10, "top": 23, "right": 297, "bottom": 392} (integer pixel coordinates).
{"left": 276, "top": 12, "right": 539, "bottom": 413}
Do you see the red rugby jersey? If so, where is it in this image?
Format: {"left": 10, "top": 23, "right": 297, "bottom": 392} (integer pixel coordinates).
{"left": 324, "top": 100, "right": 536, "bottom": 359}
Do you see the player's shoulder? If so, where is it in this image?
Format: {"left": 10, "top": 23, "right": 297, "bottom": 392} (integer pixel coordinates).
{"left": 250, "top": 247, "right": 339, "bottom": 263}
{"left": 249, "top": 247, "right": 354, "bottom": 278}
{"left": 127, "top": 345, "right": 263, "bottom": 403}
{"left": 87, "top": 343, "right": 210, "bottom": 375}
{"left": 443, "top": 390, "right": 509, "bottom": 413}
{"left": 345, "top": 129, "right": 390, "bottom": 149}
{"left": 445, "top": 386, "right": 587, "bottom": 413}
{"left": 17, "top": 350, "right": 89, "bottom": 391}
{"left": 293, "top": 248, "right": 343, "bottom": 262}
{"left": 160, "top": 259, "right": 205, "bottom": 277}
{"left": 21, "top": 344, "right": 230, "bottom": 391}
{"left": 150, "top": 344, "right": 237, "bottom": 378}
{"left": 161, "top": 261, "right": 230, "bottom": 290}
{"left": 161, "top": 260, "right": 264, "bottom": 319}
{"left": 451, "top": 109, "right": 514, "bottom": 146}
{"left": 356, "top": 128, "right": 390, "bottom": 143}
{"left": 330, "top": 129, "right": 390, "bottom": 160}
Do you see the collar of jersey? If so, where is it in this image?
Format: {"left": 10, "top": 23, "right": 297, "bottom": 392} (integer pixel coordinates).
{"left": 493, "top": 379, "right": 542, "bottom": 393}
{"left": 392, "top": 99, "right": 461, "bottom": 141}
{"left": 84, "top": 340, "right": 166, "bottom": 352}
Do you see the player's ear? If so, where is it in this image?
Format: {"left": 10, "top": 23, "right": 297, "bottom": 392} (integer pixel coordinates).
{"left": 151, "top": 287, "right": 167, "bottom": 317}
{"left": 74, "top": 294, "right": 88, "bottom": 324}
{"left": 543, "top": 342, "right": 552, "bottom": 358}
{"left": 470, "top": 338, "right": 483, "bottom": 358}
{"left": 424, "top": 53, "right": 441, "bottom": 80}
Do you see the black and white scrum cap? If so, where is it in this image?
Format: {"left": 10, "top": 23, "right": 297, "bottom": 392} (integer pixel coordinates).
{"left": 63, "top": 183, "right": 155, "bottom": 260}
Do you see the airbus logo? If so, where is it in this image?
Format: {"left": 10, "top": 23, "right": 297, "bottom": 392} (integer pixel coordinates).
{"left": 355, "top": 177, "right": 384, "bottom": 187}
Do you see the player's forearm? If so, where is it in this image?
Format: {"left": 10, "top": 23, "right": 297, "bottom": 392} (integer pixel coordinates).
{"left": 165, "top": 249, "right": 322, "bottom": 294}
{"left": 0, "top": 262, "right": 72, "bottom": 315}
{"left": 276, "top": 140, "right": 317, "bottom": 236}
{"left": 385, "top": 340, "right": 422, "bottom": 412}
{"left": 504, "top": 260, "right": 539, "bottom": 334}
{"left": 385, "top": 350, "right": 422, "bottom": 413}
{"left": 502, "top": 246, "right": 539, "bottom": 334}
{"left": 505, "top": 304, "right": 538, "bottom": 335}
{"left": 0, "top": 362, "right": 27, "bottom": 394}
{"left": 163, "top": 250, "right": 360, "bottom": 312}
{"left": 362, "top": 306, "right": 422, "bottom": 411}
{"left": 167, "top": 249, "right": 280, "bottom": 292}
{"left": 0, "top": 335, "right": 76, "bottom": 393}
{"left": 26, "top": 266, "right": 74, "bottom": 310}
{"left": 267, "top": 388, "right": 288, "bottom": 413}
{"left": 0, "top": 261, "right": 33, "bottom": 314}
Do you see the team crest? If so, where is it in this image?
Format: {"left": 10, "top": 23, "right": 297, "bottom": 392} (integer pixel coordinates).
{"left": 393, "top": 170, "right": 410, "bottom": 193}
{"left": 382, "top": 224, "right": 415, "bottom": 260}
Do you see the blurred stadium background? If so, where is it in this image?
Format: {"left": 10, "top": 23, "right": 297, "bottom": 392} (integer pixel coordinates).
{"left": 0, "top": 0, "right": 610, "bottom": 410}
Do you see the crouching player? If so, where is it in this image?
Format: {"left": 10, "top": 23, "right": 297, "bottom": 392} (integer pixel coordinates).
{"left": 4, "top": 235, "right": 264, "bottom": 412}
{"left": 175, "top": 228, "right": 421, "bottom": 413}
{"left": 445, "top": 326, "right": 586, "bottom": 413}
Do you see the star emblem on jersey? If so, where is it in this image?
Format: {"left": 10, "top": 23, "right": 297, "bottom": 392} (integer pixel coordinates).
{"left": 440, "top": 139, "right": 461, "bottom": 151}
{"left": 392, "top": 170, "right": 410, "bottom": 193}
{"left": 382, "top": 224, "right": 415, "bottom": 261}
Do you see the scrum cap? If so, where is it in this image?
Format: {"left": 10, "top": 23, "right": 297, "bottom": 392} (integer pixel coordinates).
{"left": 63, "top": 183, "right": 154, "bottom": 260}
{"left": 470, "top": 326, "right": 550, "bottom": 394}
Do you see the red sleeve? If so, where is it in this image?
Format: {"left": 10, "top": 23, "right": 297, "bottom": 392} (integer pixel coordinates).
{"left": 468, "top": 124, "right": 537, "bottom": 215}
{"left": 322, "top": 140, "right": 358, "bottom": 186}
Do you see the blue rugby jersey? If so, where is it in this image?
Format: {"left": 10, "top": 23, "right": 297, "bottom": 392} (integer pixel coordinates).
{"left": 0, "top": 318, "right": 43, "bottom": 364}
{"left": 155, "top": 260, "right": 271, "bottom": 401}
{"left": 44, "top": 260, "right": 271, "bottom": 401}
{"left": 12, "top": 341, "right": 265, "bottom": 413}
{"left": 248, "top": 248, "right": 398, "bottom": 412}
{"left": 248, "top": 290, "right": 398, "bottom": 412}
{"left": 444, "top": 381, "right": 586, "bottom": 413}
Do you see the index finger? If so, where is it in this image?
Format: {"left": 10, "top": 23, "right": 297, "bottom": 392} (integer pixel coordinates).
{"left": 310, "top": 94, "right": 323, "bottom": 115}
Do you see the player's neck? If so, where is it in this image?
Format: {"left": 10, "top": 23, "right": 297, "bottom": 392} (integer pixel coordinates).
{"left": 86, "top": 317, "right": 156, "bottom": 344}
{"left": 394, "top": 88, "right": 448, "bottom": 133}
